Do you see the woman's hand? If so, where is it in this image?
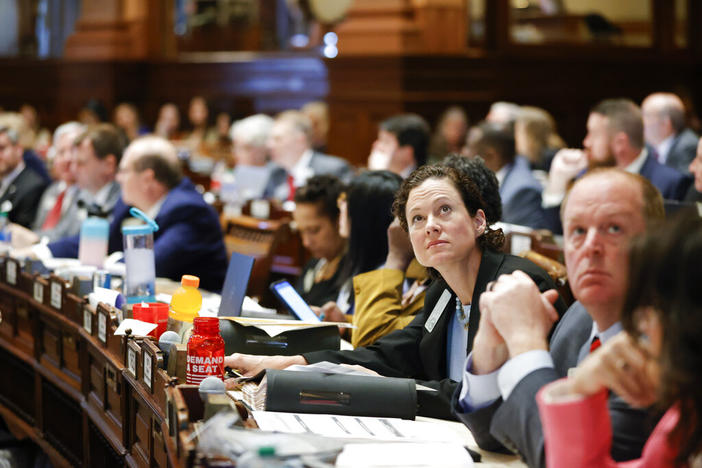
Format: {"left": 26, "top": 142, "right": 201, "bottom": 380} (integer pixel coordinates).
{"left": 223, "top": 353, "right": 307, "bottom": 378}
{"left": 568, "top": 332, "right": 659, "bottom": 407}
{"left": 319, "top": 301, "right": 347, "bottom": 323}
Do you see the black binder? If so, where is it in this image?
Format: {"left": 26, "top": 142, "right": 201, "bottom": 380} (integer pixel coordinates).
{"left": 219, "top": 319, "right": 340, "bottom": 356}
{"left": 264, "top": 369, "right": 417, "bottom": 420}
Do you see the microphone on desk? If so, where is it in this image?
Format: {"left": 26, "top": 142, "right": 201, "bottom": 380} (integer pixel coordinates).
{"left": 199, "top": 376, "right": 226, "bottom": 401}
{"left": 158, "top": 331, "right": 181, "bottom": 368}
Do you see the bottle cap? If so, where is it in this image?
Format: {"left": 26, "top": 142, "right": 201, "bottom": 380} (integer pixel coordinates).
{"left": 258, "top": 446, "right": 276, "bottom": 457}
{"left": 181, "top": 275, "right": 200, "bottom": 288}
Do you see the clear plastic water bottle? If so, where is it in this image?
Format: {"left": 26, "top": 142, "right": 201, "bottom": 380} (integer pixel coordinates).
{"left": 78, "top": 215, "right": 109, "bottom": 267}
{"left": 0, "top": 211, "right": 11, "bottom": 253}
{"left": 122, "top": 207, "right": 159, "bottom": 304}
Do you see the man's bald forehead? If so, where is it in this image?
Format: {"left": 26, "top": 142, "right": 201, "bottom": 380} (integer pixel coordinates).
{"left": 562, "top": 170, "right": 645, "bottom": 222}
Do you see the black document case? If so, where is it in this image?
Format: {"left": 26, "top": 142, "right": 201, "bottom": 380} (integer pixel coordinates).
{"left": 264, "top": 369, "right": 417, "bottom": 420}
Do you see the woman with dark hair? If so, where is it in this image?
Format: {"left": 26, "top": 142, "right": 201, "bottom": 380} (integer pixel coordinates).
{"left": 226, "top": 164, "right": 565, "bottom": 419}
{"left": 349, "top": 155, "right": 503, "bottom": 348}
{"left": 318, "top": 170, "right": 402, "bottom": 320}
{"left": 292, "top": 175, "right": 347, "bottom": 306}
{"left": 537, "top": 212, "right": 702, "bottom": 467}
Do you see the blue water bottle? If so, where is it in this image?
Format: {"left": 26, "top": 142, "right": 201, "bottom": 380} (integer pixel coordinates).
{"left": 122, "top": 207, "right": 159, "bottom": 304}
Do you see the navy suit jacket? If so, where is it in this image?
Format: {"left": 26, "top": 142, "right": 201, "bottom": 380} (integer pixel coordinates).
{"left": 452, "top": 302, "right": 654, "bottom": 468}
{"left": 500, "top": 156, "right": 547, "bottom": 229}
{"left": 639, "top": 152, "right": 691, "bottom": 201}
{"left": 543, "top": 152, "right": 692, "bottom": 234}
{"left": 666, "top": 128, "right": 698, "bottom": 175}
{"left": 48, "top": 178, "right": 228, "bottom": 292}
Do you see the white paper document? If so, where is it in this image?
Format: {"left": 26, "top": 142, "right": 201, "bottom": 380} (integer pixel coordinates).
{"left": 336, "top": 442, "right": 474, "bottom": 468}
{"left": 113, "top": 318, "right": 157, "bottom": 336}
{"left": 252, "top": 411, "right": 467, "bottom": 445}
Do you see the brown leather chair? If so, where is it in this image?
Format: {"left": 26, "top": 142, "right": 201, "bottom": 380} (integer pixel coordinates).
{"left": 520, "top": 250, "right": 574, "bottom": 308}
{"left": 221, "top": 215, "right": 291, "bottom": 300}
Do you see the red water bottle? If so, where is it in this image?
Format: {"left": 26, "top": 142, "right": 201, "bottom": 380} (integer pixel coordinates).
{"left": 186, "top": 317, "right": 225, "bottom": 384}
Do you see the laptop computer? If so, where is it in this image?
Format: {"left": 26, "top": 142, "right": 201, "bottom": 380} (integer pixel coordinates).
{"left": 217, "top": 251, "right": 292, "bottom": 320}
{"left": 218, "top": 251, "right": 255, "bottom": 317}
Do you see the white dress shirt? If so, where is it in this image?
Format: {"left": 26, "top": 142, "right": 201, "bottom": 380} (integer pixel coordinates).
{"left": 458, "top": 320, "right": 622, "bottom": 410}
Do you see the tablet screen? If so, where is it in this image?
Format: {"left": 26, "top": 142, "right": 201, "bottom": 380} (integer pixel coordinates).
{"left": 271, "top": 281, "right": 321, "bottom": 322}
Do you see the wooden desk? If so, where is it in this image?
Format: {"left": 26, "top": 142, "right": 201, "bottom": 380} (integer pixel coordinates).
{"left": 0, "top": 256, "right": 524, "bottom": 467}
{"left": 415, "top": 417, "right": 525, "bottom": 467}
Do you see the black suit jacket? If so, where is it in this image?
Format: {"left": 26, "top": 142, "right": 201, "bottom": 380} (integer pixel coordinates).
{"left": 452, "top": 302, "right": 654, "bottom": 468}
{"left": 0, "top": 166, "right": 49, "bottom": 228}
{"left": 303, "top": 249, "right": 566, "bottom": 420}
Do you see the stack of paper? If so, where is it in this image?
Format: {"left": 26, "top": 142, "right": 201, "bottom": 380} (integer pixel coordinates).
{"left": 239, "top": 380, "right": 266, "bottom": 411}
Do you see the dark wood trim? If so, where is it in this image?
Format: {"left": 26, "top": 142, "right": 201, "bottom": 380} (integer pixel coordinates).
{"left": 0, "top": 402, "right": 73, "bottom": 468}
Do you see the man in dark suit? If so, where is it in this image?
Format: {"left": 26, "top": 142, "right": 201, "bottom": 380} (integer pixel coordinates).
{"left": 264, "top": 110, "right": 353, "bottom": 201}
{"left": 466, "top": 121, "right": 546, "bottom": 229}
{"left": 48, "top": 136, "right": 228, "bottom": 292}
{"left": 367, "top": 113, "right": 430, "bottom": 178}
{"left": 72, "top": 123, "right": 125, "bottom": 218}
{"left": 0, "top": 126, "right": 48, "bottom": 228}
{"left": 453, "top": 169, "right": 665, "bottom": 467}
{"left": 542, "top": 98, "right": 690, "bottom": 233}
{"left": 642, "top": 92, "right": 699, "bottom": 175}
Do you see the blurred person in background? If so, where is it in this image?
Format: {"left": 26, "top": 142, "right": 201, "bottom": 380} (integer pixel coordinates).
{"left": 642, "top": 92, "right": 698, "bottom": 175}
{"left": 0, "top": 125, "right": 48, "bottom": 227}
{"left": 77, "top": 99, "right": 108, "bottom": 125}
{"left": 428, "top": 106, "right": 469, "bottom": 164}
{"left": 466, "top": 121, "right": 547, "bottom": 229}
{"left": 184, "top": 96, "right": 217, "bottom": 150}
{"left": 19, "top": 103, "right": 51, "bottom": 155}
{"left": 315, "top": 170, "right": 403, "bottom": 323}
{"left": 154, "top": 103, "right": 183, "bottom": 140}
{"left": 368, "top": 113, "right": 430, "bottom": 178}
{"left": 265, "top": 110, "right": 353, "bottom": 201}
{"left": 31, "top": 122, "right": 85, "bottom": 241}
{"left": 514, "top": 105, "right": 565, "bottom": 173}
{"left": 292, "top": 175, "right": 348, "bottom": 306}
{"left": 113, "top": 102, "right": 148, "bottom": 142}
{"left": 301, "top": 101, "right": 330, "bottom": 153}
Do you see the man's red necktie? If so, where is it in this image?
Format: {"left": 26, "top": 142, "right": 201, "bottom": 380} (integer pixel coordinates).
{"left": 41, "top": 189, "right": 66, "bottom": 230}
{"left": 287, "top": 174, "right": 295, "bottom": 202}
{"left": 589, "top": 336, "right": 601, "bottom": 354}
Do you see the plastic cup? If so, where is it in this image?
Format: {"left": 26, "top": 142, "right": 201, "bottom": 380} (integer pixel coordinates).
{"left": 132, "top": 302, "right": 169, "bottom": 338}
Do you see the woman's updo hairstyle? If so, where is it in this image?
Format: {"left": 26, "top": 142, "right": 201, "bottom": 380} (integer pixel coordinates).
{"left": 392, "top": 164, "right": 504, "bottom": 252}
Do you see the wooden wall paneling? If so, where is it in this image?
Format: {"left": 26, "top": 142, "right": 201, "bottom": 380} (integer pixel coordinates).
{"left": 0, "top": 346, "right": 35, "bottom": 425}
{"left": 326, "top": 51, "right": 702, "bottom": 165}
{"left": 325, "top": 56, "right": 406, "bottom": 165}
{"left": 40, "top": 378, "right": 83, "bottom": 466}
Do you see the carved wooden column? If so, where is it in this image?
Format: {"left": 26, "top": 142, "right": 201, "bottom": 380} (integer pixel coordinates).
{"left": 333, "top": 0, "right": 466, "bottom": 55}
{"left": 64, "top": 0, "right": 174, "bottom": 60}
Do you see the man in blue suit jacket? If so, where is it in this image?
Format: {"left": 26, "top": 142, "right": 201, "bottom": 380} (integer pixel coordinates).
{"left": 541, "top": 98, "right": 690, "bottom": 233}
{"left": 49, "top": 136, "right": 228, "bottom": 292}
{"left": 642, "top": 92, "right": 699, "bottom": 175}
{"left": 467, "top": 121, "right": 547, "bottom": 229}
